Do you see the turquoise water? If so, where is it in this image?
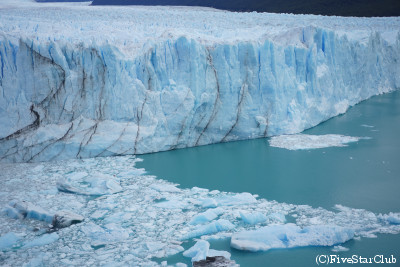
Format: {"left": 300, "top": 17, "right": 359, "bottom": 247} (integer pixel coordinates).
{"left": 138, "top": 91, "right": 400, "bottom": 266}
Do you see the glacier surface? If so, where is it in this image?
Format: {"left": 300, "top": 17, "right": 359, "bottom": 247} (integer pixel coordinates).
{"left": 0, "top": 1, "right": 399, "bottom": 162}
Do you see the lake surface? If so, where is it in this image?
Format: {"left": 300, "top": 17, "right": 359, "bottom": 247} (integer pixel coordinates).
{"left": 138, "top": 91, "right": 400, "bottom": 266}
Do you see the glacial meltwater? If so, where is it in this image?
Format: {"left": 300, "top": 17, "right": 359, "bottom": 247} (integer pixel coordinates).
{"left": 138, "top": 91, "right": 400, "bottom": 266}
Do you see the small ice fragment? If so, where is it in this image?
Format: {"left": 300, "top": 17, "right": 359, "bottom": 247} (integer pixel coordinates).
{"left": 150, "top": 183, "right": 181, "bottom": 193}
{"left": 183, "top": 240, "right": 209, "bottom": 262}
{"left": 0, "top": 232, "right": 20, "bottom": 250}
{"left": 186, "top": 219, "right": 235, "bottom": 239}
{"left": 155, "top": 199, "right": 187, "bottom": 209}
{"left": 6, "top": 201, "right": 54, "bottom": 224}
{"left": 201, "top": 193, "right": 256, "bottom": 208}
{"left": 57, "top": 172, "right": 122, "bottom": 196}
{"left": 217, "top": 193, "right": 257, "bottom": 206}
{"left": 191, "top": 187, "right": 209, "bottom": 194}
{"left": 90, "top": 210, "right": 108, "bottom": 220}
{"left": 267, "top": 212, "right": 286, "bottom": 223}
{"left": 200, "top": 198, "right": 218, "bottom": 208}
{"left": 190, "top": 208, "right": 224, "bottom": 225}
{"left": 146, "top": 241, "right": 165, "bottom": 252}
{"left": 378, "top": 212, "right": 400, "bottom": 224}
{"left": 207, "top": 249, "right": 231, "bottom": 259}
{"left": 52, "top": 211, "right": 84, "bottom": 228}
{"left": 23, "top": 233, "right": 59, "bottom": 248}
{"left": 332, "top": 245, "right": 349, "bottom": 252}
{"left": 240, "top": 211, "right": 267, "bottom": 225}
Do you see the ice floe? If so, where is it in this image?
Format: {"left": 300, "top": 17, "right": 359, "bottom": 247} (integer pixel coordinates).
{"left": 231, "top": 224, "right": 354, "bottom": 252}
{"left": 185, "top": 219, "right": 235, "bottom": 239}
{"left": 331, "top": 245, "right": 350, "bottom": 252}
{"left": 269, "top": 134, "right": 367, "bottom": 150}
{"left": 0, "top": 232, "right": 20, "bottom": 250}
{"left": 3, "top": 201, "right": 84, "bottom": 229}
{"left": 183, "top": 240, "right": 232, "bottom": 265}
{"left": 189, "top": 208, "right": 224, "bottom": 225}
{"left": 57, "top": 172, "right": 122, "bottom": 196}
{"left": 23, "top": 233, "right": 59, "bottom": 249}
{"left": 239, "top": 211, "right": 267, "bottom": 225}
{"left": 0, "top": 155, "right": 399, "bottom": 266}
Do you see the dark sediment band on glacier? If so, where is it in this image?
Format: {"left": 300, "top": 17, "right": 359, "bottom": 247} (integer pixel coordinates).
{"left": 0, "top": 26, "right": 399, "bottom": 162}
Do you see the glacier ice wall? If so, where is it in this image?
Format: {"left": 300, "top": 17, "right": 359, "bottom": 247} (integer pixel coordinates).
{"left": 0, "top": 4, "right": 400, "bottom": 162}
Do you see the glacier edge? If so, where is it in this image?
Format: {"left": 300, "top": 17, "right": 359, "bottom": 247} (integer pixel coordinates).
{"left": 1, "top": 23, "right": 400, "bottom": 162}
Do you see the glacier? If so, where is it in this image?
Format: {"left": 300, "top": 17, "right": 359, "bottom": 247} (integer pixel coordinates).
{"left": 0, "top": 1, "right": 400, "bottom": 162}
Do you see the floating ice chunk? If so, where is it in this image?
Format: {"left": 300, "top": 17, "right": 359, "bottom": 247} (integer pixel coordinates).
{"left": 57, "top": 172, "right": 122, "bottom": 196}
{"left": 191, "top": 187, "right": 209, "bottom": 194}
{"left": 82, "top": 222, "right": 130, "bottom": 245}
{"left": 183, "top": 240, "right": 210, "bottom": 262}
{"left": 332, "top": 245, "right": 349, "bottom": 252}
{"left": 240, "top": 211, "right": 267, "bottom": 225}
{"left": 361, "top": 124, "right": 374, "bottom": 128}
{"left": 200, "top": 198, "right": 218, "bottom": 208}
{"left": 90, "top": 210, "right": 108, "bottom": 220}
{"left": 267, "top": 213, "right": 286, "bottom": 223}
{"left": 22, "top": 253, "right": 46, "bottom": 267}
{"left": 183, "top": 240, "right": 233, "bottom": 264}
{"left": 5, "top": 201, "right": 53, "bottom": 223}
{"left": 146, "top": 241, "right": 165, "bottom": 252}
{"left": 0, "top": 232, "right": 20, "bottom": 250}
{"left": 207, "top": 249, "right": 231, "bottom": 259}
{"left": 231, "top": 224, "right": 354, "bottom": 252}
{"left": 269, "top": 134, "right": 365, "bottom": 150}
{"left": 163, "top": 244, "right": 185, "bottom": 257}
{"left": 23, "top": 233, "right": 59, "bottom": 248}
{"left": 217, "top": 193, "right": 257, "bottom": 206}
{"left": 150, "top": 183, "right": 181, "bottom": 193}
{"left": 186, "top": 219, "right": 235, "bottom": 239}
{"left": 155, "top": 199, "right": 187, "bottom": 209}
{"left": 200, "top": 193, "right": 257, "bottom": 208}
{"left": 379, "top": 212, "right": 400, "bottom": 225}
{"left": 190, "top": 208, "right": 224, "bottom": 225}
{"left": 118, "top": 168, "right": 146, "bottom": 177}
{"left": 52, "top": 211, "right": 84, "bottom": 228}
{"left": 4, "top": 201, "right": 83, "bottom": 228}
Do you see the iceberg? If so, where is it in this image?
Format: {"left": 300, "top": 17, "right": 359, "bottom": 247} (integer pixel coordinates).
{"left": 269, "top": 134, "right": 365, "bottom": 150}
{"left": 183, "top": 240, "right": 232, "bottom": 263}
{"left": 185, "top": 219, "right": 235, "bottom": 239}
{"left": 240, "top": 211, "right": 268, "bottom": 225}
{"left": 0, "top": 1, "right": 399, "bottom": 162}
{"left": 183, "top": 240, "right": 210, "bottom": 262}
{"left": 3, "top": 200, "right": 83, "bottom": 228}
{"left": 231, "top": 224, "right": 354, "bottom": 252}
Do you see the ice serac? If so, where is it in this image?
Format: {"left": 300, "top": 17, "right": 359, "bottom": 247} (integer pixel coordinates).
{"left": 0, "top": 2, "right": 399, "bottom": 162}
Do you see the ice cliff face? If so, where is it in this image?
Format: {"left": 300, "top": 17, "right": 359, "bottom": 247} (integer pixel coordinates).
{"left": 0, "top": 1, "right": 399, "bottom": 162}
